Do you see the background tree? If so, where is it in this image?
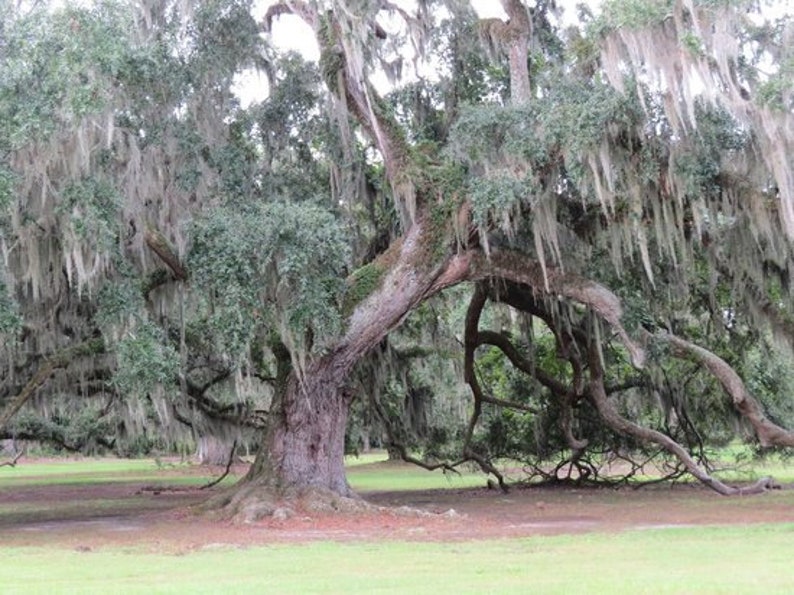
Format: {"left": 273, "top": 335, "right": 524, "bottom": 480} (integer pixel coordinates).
{"left": 0, "top": 0, "right": 275, "bottom": 459}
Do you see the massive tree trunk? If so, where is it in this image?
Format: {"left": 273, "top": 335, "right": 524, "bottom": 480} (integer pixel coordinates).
{"left": 209, "top": 360, "right": 356, "bottom": 520}
{"left": 243, "top": 363, "right": 354, "bottom": 497}
{"left": 211, "top": 219, "right": 457, "bottom": 518}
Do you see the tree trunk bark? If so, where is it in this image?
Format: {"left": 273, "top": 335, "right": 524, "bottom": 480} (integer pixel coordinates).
{"left": 245, "top": 366, "right": 354, "bottom": 496}
{"left": 500, "top": 0, "right": 532, "bottom": 105}
{"left": 208, "top": 219, "right": 460, "bottom": 518}
{"left": 207, "top": 360, "right": 357, "bottom": 521}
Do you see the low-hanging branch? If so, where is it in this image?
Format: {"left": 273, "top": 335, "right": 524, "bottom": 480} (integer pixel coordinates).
{"left": 659, "top": 331, "right": 794, "bottom": 449}
{"left": 0, "top": 338, "right": 105, "bottom": 433}
{"left": 0, "top": 448, "right": 23, "bottom": 468}
{"left": 385, "top": 441, "right": 467, "bottom": 476}
{"left": 586, "top": 342, "right": 778, "bottom": 496}
{"left": 182, "top": 372, "right": 265, "bottom": 429}
{"left": 1, "top": 423, "right": 116, "bottom": 453}
{"left": 369, "top": 392, "right": 465, "bottom": 475}
{"left": 200, "top": 439, "right": 238, "bottom": 490}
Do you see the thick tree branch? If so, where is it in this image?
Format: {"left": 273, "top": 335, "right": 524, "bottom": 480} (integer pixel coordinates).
{"left": 369, "top": 389, "right": 465, "bottom": 474}
{"left": 0, "top": 338, "right": 105, "bottom": 432}
{"left": 659, "top": 331, "right": 794, "bottom": 448}
{"left": 478, "top": 1, "right": 532, "bottom": 104}
{"left": 144, "top": 226, "right": 187, "bottom": 281}
{"left": 461, "top": 284, "right": 509, "bottom": 491}
{"left": 500, "top": 0, "right": 532, "bottom": 104}
{"left": 273, "top": 1, "right": 417, "bottom": 221}
{"left": 183, "top": 371, "right": 264, "bottom": 429}
{"left": 426, "top": 250, "right": 646, "bottom": 369}
{"left": 586, "top": 343, "right": 777, "bottom": 496}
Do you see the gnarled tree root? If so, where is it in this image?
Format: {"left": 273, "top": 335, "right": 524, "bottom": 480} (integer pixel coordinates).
{"left": 200, "top": 481, "right": 373, "bottom": 524}
{"left": 200, "top": 479, "right": 461, "bottom": 524}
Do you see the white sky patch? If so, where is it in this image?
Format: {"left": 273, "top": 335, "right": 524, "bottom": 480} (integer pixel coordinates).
{"left": 471, "top": 0, "right": 507, "bottom": 19}
{"left": 235, "top": 0, "right": 604, "bottom": 106}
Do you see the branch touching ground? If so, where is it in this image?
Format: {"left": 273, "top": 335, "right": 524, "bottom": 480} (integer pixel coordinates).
{"left": 462, "top": 285, "right": 510, "bottom": 492}
{"left": 660, "top": 332, "right": 794, "bottom": 448}
{"left": 587, "top": 346, "right": 778, "bottom": 496}
{"left": 0, "top": 448, "right": 23, "bottom": 468}
{"left": 386, "top": 441, "right": 466, "bottom": 476}
{"left": 201, "top": 440, "right": 238, "bottom": 490}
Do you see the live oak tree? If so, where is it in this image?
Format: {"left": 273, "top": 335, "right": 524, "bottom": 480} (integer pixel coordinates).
{"left": 216, "top": 0, "right": 794, "bottom": 514}
{"left": 2, "top": 0, "right": 794, "bottom": 515}
{"left": 0, "top": 0, "right": 274, "bottom": 458}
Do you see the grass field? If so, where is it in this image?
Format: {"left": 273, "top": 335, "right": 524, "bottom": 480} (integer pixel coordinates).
{"left": 1, "top": 454, "right": 793, "bottom": 593}
{"left": 1, "top": 524, "right": 793, "bottom": 594}
{"left": 0, "top": 453, "right": 486, "bottom": 491}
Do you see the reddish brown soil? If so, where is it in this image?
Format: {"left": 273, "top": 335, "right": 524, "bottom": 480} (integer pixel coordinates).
{"left": 2, "top": 465, "right": 794, "bottom": 553}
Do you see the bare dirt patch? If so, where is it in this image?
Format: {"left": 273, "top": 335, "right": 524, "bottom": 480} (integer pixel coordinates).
{"left": 2, "top": 464, "right": 794, "bottom": 553}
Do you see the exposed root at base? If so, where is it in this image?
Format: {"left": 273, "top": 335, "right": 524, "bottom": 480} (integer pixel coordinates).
{"left": 198, "top": 482, "right": 461, "bottom": 524}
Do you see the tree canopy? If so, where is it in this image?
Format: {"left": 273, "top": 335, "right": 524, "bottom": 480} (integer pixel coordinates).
{"left": 2, "top": 0, "right": 794, "bottom": 510}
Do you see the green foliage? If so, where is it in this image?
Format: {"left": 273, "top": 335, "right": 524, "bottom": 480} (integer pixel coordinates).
{"left": 550, "top": 81, "right": 639, "bottom": 154}
{"left": 598, "top": 0, "right": 675, "bottom": 31}
{"left": 757, "top": 57, "right": 794, "bottom": 110}
{"left": 95, "top": 278, "right": 146, "bottom": 331}
{"left": 209, "top": 115, "right": 260, "bottom": 200}
{"left": 11, "top": 406, "right": 115, "bottom": 454}
{"left": 681, "top": 31, "right": 704, "bottom": 56}
{"left": 189, "top": 202, "right": 350, "bottom": 359}
{"left": 247, "top": 54, "right": 334, "bottom": 205}
{"left": 0, "top": 270, "right": 22, "bottom": 336}
{"left": 673, "top": 104, "right": 749, "bottom": 197}
{"left": 57, "top": 177, "right": 121, "bottom": 250}
{"left": 744, "top": 344, "right": 794, "bottom": 431}
{"left": 451, "top": 78, "right": 638, "bottom": 172}
{"left": 189, "top": 0, "right": 260, "bottom": 78}
{"left": 468, "top": 173, "right": 532, "bottom": 228}
{"left": 0, "top": 165, "right": 15, "bottom": 228}
{"left": 0, "top": 1, "right": 136, "bottom": 148}
{"left": 113, "top": 322, "right": 179, "bottom": 397}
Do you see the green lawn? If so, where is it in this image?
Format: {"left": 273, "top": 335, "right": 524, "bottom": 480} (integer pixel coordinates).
{"left": 0, "top": 453, "right": 489, "bottom": 491}
{"left": 0, "top": 458, "right": 164, "bottom": 477}
{"left": 0, "top": 457, "right": 250, "bottom": 489}
{"left": 1, "top": 524, "right": 793, "bottom": 594}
